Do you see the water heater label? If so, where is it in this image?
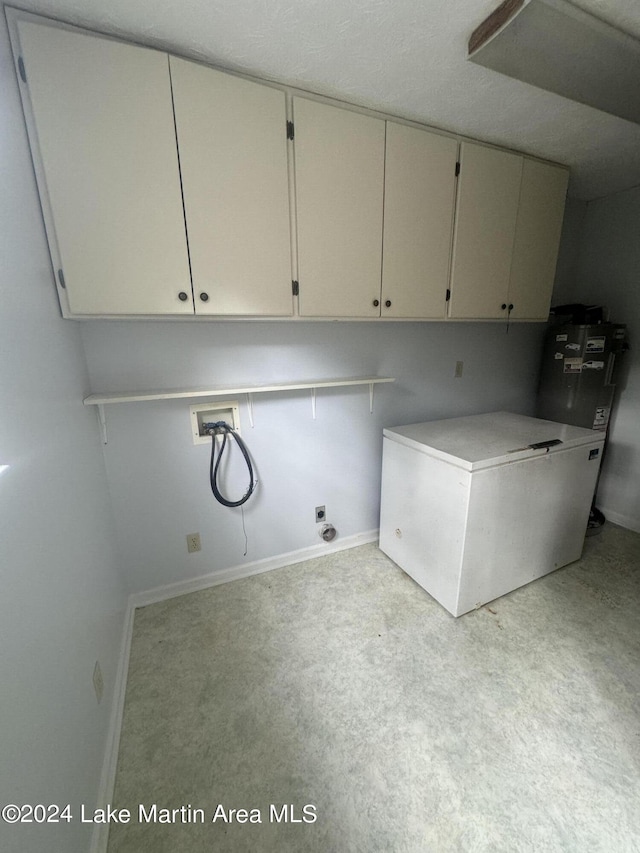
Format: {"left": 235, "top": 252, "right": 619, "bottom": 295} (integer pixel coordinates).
{"left": 586, "top": 336, "right": 606, "bottom": 353}
{"left": 593, "top": 407, "right": 609, "bottom": 428}
{"left": 564, "top": 358, "right": 582, "bottom": 373}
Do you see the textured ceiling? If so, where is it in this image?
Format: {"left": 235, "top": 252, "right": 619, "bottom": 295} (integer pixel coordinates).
{"left": 10, "top": 0, "right": 640, "bottom": 199}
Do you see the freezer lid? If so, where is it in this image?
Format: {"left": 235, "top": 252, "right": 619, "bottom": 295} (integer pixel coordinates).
{"left": 383, "top": 411, "right": 605, "bottom": 471}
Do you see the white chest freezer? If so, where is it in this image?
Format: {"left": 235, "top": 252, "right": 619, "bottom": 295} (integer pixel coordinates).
{"left": 379, "top": 411, "right": 604, "bottom": 617}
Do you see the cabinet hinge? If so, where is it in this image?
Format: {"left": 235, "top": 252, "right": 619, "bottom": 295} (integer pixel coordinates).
{"left": 292, "top": 280, "right": 299, "bottom": 296}
{"left": 57, "top": 269, "right": 66, "bottom": 289}
{"left": 446, "top": 288, "right": 451, "bottom": 302}
{"left": 455, "top": 162, "right": 460, "bottom": 177}
{"left": 286, "top": 120, "right": 295, "bottom": 140}
{"left": 18, "top": 56, "right": 27, "bottom": 83}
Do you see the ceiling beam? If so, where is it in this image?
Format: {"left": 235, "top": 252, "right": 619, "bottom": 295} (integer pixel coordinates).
{"left": 468, "top": 0, "right": 640, "bottom": 125}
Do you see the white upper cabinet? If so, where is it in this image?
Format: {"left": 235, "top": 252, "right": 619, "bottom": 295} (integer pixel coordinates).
{"left": 169, "top": 58, "right": 293, "bottom": 316}
{"left": 293, "top": 97, "right": 385, "bottom": 318}
{"left": 12, "top": 13, "right": 569, "bottom": 324}
{"left": 449, "top": 141, "right": 568, "bottom": 322}
{"left": 382, "top": 122, "right": 458, "bottom": 319}
{"left": 449, "top": 142, "right": 523, "bottom": 320}
{"left": 16, "top": 20, "right": 192, "bottom": 316}
{"left": 508, "top": 159, "right": 569, "bottom": 320}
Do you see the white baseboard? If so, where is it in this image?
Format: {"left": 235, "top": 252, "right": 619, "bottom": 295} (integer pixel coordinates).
{"left": 130, "top": 528, "right": 380, "bottom": 609}
{"left": 91, "top": 529, "right": 379, "bottom": 852}
{"left": 598, "top": 506, "right": 640, "bottom": 534}
{"left": 90, "top": 603, "right": 136, "bottom": 853}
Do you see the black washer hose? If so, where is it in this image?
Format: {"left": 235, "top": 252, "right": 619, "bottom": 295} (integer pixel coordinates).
{"left": 208, "top": 422, "right": 256, "bottom": 507}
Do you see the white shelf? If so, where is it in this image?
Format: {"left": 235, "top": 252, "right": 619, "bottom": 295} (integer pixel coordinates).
{"left": 83, "top": 377, "right": 395, "bottom": 406}
{"left": 84, "top": 377, "right": 395, "bottom": 443}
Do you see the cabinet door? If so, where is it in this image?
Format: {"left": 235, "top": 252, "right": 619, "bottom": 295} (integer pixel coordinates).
{"left": 293, "top": 98, "right": 385, "bottom": 317}
{"left": 508, "top": 159, "right": 569, "bottom": 320}
{"left": 17, "top": 21, "right": 192, "bottom": 315}
{"left": 449, "top": 142, "right": 523, "bottom": 319}
{"left": 382, "top": 122, "right": 458, "bottom": 318}
{"left": 170, "top": 58, "right": 293, "bottom": 316}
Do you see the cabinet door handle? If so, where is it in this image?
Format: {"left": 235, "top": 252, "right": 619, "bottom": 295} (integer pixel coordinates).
{"left": 373, "top": 299, "right": 380, "bottom": 307}
{"left": 178, "top": 291, "right": 189, "bottom": 302}
{"left": 501, "top": 303, "right": 507, "bottom": 310}
{"left": 509, "top": 303, "right": 514, "bottom": 311}
{"left": 199, "top": 292, "right": 209, "bottom": 302}
{"left": 385, "top": 300, "right": 392, "bottom": 308}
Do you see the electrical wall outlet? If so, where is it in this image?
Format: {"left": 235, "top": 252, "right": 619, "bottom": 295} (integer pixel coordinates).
{"left": 93, "top": 661, "right": 104, "bottom": 704}
{"left": 186, "top": 532, "right": 201, "bottom": 553}
{"left": 315, "top": 505, "right": 326, "bottom": 523}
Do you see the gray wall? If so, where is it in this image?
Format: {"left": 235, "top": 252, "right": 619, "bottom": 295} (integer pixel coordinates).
{"left": 553, "top": 189, "right": 640, "bottom": 532}
{"left": 0, "top": 19, "right": 127, "bottom": 853}
{"left": 80, "top": 319, "right": 546, "bottom": 594}
{"left": 552, "top": 197, "right": 588, "bottom": 297}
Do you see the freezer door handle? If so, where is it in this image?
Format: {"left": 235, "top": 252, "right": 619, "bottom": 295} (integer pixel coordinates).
{"left": 528, "top": 439, "right": 563, "bottom": 450}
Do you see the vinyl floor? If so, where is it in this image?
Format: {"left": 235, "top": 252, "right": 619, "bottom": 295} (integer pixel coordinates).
{"left": 107, "top": 524, "right": 640, "bottom": 852}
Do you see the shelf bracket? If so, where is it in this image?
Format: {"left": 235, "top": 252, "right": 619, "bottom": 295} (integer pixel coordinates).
{"left": 97, "top": 404, "right": 108, "bottom": 445}
{"left": 246, "top": 393, "right": 254, "bottom": 428}
{"left": 311, "top": 387, "right": 317, "bottom": 420}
